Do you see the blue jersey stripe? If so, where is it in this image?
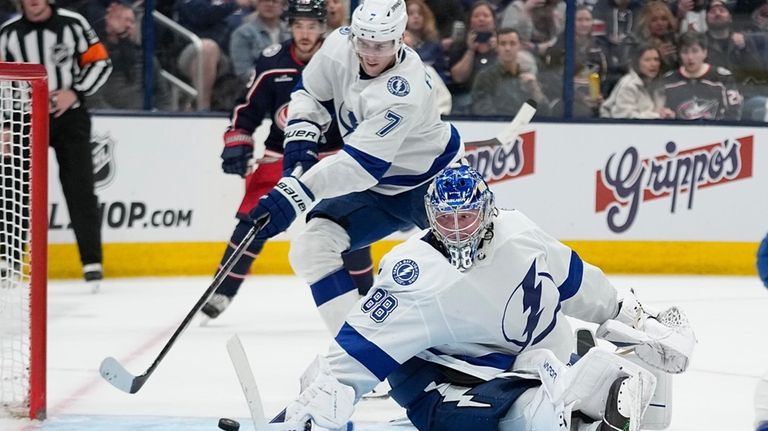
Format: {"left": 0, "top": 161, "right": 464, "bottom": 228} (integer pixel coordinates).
{"left": 292, "top": 77, "right": 305, "bottom": 92}
{"left": 378, "top": 124, "right": 461, "bottom": 186}
{"left": 319, "top": 99, "right": 336, "bottom": 119}
{"left": 427, "top": 348, "right": 517, "bottom": 370}
{"left": 310, "top": 268, "right": 358, "bottom": 306}
{"left": 558, "top": 251, "right": 584, "bottom": 301}
{"left": 335, "top": 323, "right": 400, "bottom": 381}
{"left": 343, "top": 146, "right": 392, "bottom": 180}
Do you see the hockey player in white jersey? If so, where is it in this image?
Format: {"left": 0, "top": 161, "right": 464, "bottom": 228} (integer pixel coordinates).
{"left": 280, "top": 165, "right": 696, "bottom": 431}
{"left": 247, "top": 0, "right": 463, "bottom": 334}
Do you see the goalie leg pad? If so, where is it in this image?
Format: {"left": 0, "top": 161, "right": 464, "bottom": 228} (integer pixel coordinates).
{"left": 623, "top": 353, "right": 672, "bottom": 430}
{"left": 511, "top": 348, "right": 656, "bottom": 431}
{"left": 500, "top": 387, "right": 571, "bottom": 431}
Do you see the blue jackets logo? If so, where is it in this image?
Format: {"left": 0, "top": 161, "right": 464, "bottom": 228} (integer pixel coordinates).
{"left": 387, "top": 76, "right": 410, "bottom": 97}
{"left": 392, "top": 259, "right": 419, "bottom": 285}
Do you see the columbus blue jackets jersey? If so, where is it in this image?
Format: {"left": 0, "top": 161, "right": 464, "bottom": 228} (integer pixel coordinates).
{"left": 324, "top": 210, "right": 621, "bottom": 398}
{"left": 662, "top": 64, "right": 742, "bottom": 120}
{"left": 230, "top": 40, "right": 343, "bottom": 155}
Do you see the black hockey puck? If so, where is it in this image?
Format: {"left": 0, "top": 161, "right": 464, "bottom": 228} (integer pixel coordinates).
{"left": 218, "top": 417, "right": 240, "bottom": 431}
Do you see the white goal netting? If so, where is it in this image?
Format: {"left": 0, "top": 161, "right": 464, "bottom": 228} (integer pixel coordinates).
{"left": 0, "top": 66, "right": 47, "bottom": 420}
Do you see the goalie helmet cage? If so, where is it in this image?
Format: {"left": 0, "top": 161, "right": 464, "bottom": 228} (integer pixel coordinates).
{"left": 0, "top": 63, "right": 49, "bottom": 420}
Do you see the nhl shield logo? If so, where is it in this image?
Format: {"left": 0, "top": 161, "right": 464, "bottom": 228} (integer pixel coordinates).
{"left": 392, "top": 259, "right": 419, "bottom": 285}
{"left": 50, "top": 43, "right": 72, "bottom": 66}
{"left": 90, "top": 132, "right": 117, "bottom": 190}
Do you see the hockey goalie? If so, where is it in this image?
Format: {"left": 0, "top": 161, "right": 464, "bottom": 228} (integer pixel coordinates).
{"left": 243, "top": 164, "right": 697, "bottom": 431}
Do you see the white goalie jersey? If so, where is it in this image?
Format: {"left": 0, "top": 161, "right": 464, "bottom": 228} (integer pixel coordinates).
{"left": 325, "top": 209, "right": 622, "bottom": 398}
{"left": 287, "top": 27, "right": 462, "bottom": 199}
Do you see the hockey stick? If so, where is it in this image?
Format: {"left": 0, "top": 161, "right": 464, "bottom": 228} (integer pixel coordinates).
{"left": 226, "top": 335, "right": 268, "bottom": 429}
{"left": 464, "top": 99, "right": 537, "bottom": 147}
{"left": 227, "top": 335, "right": 313, "bottom": 431}
{"left": 99, "top": 217, "right": 268, "bottom": 394}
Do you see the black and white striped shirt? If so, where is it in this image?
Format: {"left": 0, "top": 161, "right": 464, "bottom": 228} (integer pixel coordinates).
{"left": 0, "top": 6, "right": 112, "bottom": 97}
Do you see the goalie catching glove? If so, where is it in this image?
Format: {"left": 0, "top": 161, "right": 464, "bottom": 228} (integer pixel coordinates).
{"left": 597, "top": 291, "right": 696, "bottom": 374}
{"left": 285, "top": 356, "right": 355, "bottom": 430}
{"left": 249, "top": 176, "right": 314, "bottom": 239}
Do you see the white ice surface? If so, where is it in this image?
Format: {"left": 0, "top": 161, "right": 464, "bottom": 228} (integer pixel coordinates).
{"left": 1, "top": 274, "right": 765, "bottom": 431}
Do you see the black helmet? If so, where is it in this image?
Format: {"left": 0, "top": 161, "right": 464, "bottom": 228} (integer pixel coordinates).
{"left": 286, "top": 0, "right": 327, "bottom": 23}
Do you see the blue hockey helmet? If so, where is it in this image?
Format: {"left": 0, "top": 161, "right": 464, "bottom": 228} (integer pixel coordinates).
{"left": 425, "top": 164, "right": 495, "bottom": 271}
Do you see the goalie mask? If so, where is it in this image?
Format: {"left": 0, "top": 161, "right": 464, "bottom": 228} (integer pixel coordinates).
{"left": 425, "top": 165, "right": 495, "bottom": 272}
{"left": 350, "top": 0, "right": 407, "bottom": 57}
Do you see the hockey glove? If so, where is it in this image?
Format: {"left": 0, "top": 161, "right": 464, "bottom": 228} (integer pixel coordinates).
{"left": 283, "top": 122, "right": 320, "bottom": 177}
{"left": 249, "top": 176, "right": 314, "bottom": 239}
{"left": 286, "top": 356, "right": 355, "bottom": 430}
{"left": 221, "top": 128, "right": 254, "bottom": 177}
{"left": 596, "top": 306, "right": 696, "bottom": 374}
{"left": 282, "top": 140, "right": 319, "bottom": 177}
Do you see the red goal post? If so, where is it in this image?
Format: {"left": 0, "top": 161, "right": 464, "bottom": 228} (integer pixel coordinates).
{"left": 0, "top": 62, "right": 48, "bottom": 420}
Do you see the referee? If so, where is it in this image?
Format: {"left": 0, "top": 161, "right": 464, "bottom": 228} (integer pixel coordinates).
{"left": 0, "top": 0, "right": 112, "bottom": 291}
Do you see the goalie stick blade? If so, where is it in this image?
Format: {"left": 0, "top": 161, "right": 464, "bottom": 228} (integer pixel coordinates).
{"left": 99, "top": 356, "right": 146, "bottom": 394}
{"left": 226, "top": 335, "right": 268, "bottom": 429}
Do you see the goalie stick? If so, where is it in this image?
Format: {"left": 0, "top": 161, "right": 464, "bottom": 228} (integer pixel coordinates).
{"left": 226, "top": 335, "right": 319, "bottom": 431}
{"left": 99, "top": 217, "right": 269, "bottom": 394}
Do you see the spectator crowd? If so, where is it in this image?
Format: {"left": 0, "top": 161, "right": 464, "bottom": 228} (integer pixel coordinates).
{"left": 7, "top": 0, "right": 768, "bottom": 120}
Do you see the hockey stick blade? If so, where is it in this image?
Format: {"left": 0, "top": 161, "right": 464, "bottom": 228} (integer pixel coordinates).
{"left": 99, "top": 217, "right": 268, "bottom": 394}
{"left": 465, "top": 99, "right": 537, "bottom": 147}
{"left": 100, "top": 356, "right": 146, "bottom": 394}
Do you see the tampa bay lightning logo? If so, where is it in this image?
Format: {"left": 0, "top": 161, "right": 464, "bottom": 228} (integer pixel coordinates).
{"left": 392, "top": 259, "right": 419, "bottom": 285}
{"left": 339, "top": 26, "right": 351, "bottom": 35}
{"left": 387, "top": 76, "right": 410, "bottom": 97}
{"left": 502, "top": 261, "right": 554, "bottom": 349}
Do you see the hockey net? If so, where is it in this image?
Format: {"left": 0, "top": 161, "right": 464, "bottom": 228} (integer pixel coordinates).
{"left": 0, "top": 63, "right": 48, "bottom": 419}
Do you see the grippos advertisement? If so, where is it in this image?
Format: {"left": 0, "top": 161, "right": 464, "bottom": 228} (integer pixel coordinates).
{"left": 596, "top": 135, "right": 754, "bottom": 234}
{"left": 48, "top": 116, "right": 765, "bottom": 245}
{"left": 449, "top": 122, "right": 765, "bottom": 242}
{"left": 48, "top": 116, "right": 243, "bottom": 244}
